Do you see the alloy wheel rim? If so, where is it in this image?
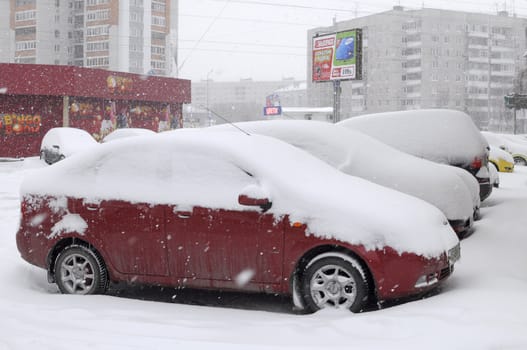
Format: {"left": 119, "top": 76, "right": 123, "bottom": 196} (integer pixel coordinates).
{"left": 60, "top": 253, "right": 96, "bottom": 294}
{"left": 310, "top": 264, "right": 357, "bottom": 309}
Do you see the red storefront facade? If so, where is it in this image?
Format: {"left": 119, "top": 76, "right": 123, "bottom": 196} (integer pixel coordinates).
{"left": 0, "top": 63, "right": 191, "bottom": 158}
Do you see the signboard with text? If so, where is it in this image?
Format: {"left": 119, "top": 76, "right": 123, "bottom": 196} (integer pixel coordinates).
{"left": 312, "top": 29, "right": 362, "bottom": 82}
{"left": 263, "top": 106, "right": 282, "bottom": 116}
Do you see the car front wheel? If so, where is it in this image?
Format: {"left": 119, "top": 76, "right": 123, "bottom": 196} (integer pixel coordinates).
{"left": 301, "top": 255, "right": 369, "bottom": 313}
{"left": 513, "top": 156, "right": 527, "bottom": 166}
{"left": 54, "top": 245, "right": 108, "bottom": 295}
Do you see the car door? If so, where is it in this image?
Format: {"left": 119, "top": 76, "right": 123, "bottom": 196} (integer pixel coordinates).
{"left": 95, "top": 200, "right": 169, "bottom": 276}
{"left": 77, "top": 146, "right": 170, "bottom": 277}
{"left": 164, "top": 151, "right": 284, "bottom": 286}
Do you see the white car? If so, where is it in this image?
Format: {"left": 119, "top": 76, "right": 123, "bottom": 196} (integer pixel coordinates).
{"left": 210, "top": 120, "right": 477, "bottom": 238}
{"left": 40, "top": 127, "right": 98, "bottom": 165}
{"left": 338, "top": 109, "right": 492, "bottom": 201}
{"left": 102, "top": 128, "right": 156, "bottom": 143}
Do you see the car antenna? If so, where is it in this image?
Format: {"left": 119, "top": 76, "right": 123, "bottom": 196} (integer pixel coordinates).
{"left": 199, "top": 105, "right": 251, "bottom": 136}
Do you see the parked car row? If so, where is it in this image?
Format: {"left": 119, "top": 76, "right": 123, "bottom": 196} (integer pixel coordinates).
{"left": 211, "top": 120, "right": 477, "bottom": 238}
{"left": 21, "top": 124, "right": 462, "bottom": 314}
{"left": 23, "top": 109, "right": 517, "bottom": 313}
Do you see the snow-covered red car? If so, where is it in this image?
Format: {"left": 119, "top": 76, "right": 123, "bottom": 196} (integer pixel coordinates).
{"left": 16, "top": 130, "right": 460, "bottom": 312}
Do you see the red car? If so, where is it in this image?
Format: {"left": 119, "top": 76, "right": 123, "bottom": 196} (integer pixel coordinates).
{"left": 16, "top": 130, "right": 460, "bottom": 312}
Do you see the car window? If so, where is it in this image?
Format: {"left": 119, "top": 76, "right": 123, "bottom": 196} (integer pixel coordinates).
{"left": 169, "top": 150, "right": 257, "bottom": 208}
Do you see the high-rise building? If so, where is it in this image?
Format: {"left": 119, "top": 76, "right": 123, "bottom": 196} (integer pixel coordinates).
{"left": 307, "top": 7, "right": 527, "bottom": 130}
{"left": 2, "top": 0, "right": 177, "bottom": 76}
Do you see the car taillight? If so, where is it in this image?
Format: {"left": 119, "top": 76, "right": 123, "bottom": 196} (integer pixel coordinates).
{"left": 471, "top": 157, "right": 482, "bottom": 169}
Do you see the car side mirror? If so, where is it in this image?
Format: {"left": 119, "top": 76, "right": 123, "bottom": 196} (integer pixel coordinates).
{"left": 238, "top": 184, "right": 272, "bottom": 211}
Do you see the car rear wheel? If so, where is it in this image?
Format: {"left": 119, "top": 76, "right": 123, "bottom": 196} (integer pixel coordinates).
{"left": 513, "top": 156, "right": 527, "bottom": 166}
{"left": 301, "top": 255, "right": 369, "bottom": 313}
{"left": 54, "top": 245, "right": 108, "bottom": 295}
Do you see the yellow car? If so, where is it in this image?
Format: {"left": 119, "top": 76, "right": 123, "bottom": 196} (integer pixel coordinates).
{"left": 489, "top": 145, "right": 514, "bottom": 172}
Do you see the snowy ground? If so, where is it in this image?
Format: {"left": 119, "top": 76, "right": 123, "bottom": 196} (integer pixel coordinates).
{"left": 1, "top": 158, "right": 527, "bottom": 350}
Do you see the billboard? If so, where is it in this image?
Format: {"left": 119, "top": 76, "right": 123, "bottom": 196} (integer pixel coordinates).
{"left": 312, "top": 29, "right": 362, "bottom": 82}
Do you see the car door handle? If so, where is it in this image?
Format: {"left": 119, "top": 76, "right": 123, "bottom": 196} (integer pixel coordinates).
{"left": 86, "top": 205, "right": 99, "bottom": 211}
{"left": 177, "top": 212, "right": 191, "bottom": 219}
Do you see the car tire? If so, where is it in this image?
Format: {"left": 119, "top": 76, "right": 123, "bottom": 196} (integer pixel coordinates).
{"left": 513, "top": 156, "right": 527, "bottom": 166}
{"left": 54, "top": 245, "right": 108, "bottom": 295}
{"left": 301, "top": 255, "right": 369, "bottom": 313}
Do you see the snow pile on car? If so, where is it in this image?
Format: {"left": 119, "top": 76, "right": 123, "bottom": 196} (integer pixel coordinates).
{"left": 211, "top": 120, "right": 474, "bottom": 222}
{"left": 21, "top": 129, "right": 458, "bottom": 258}
{"left": 338, "top": 109, "right": 488, "bottom": 165}
{"left": 41, "top": 127, "right": 98, "bottom": 156}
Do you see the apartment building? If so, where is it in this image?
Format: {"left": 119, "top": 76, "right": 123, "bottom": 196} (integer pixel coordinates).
{"left": 307, "top": 7, "right": 527, "bottom": 129}
{"left": 3, "top": 0, "right": 177, "bottom": 76}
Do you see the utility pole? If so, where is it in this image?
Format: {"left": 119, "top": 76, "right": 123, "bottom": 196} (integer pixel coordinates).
{"left": 333, "top": 80, "right": 341, "bottom": 123}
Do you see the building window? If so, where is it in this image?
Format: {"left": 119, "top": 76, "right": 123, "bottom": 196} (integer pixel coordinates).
{"left": 15, "top": 10, "right": 37, "bottom": 21}
{"left": 15, "top": 27, "right": 36, "bottom": 36}
{"left": 151, "top": 60, "right": 165, "bottom": 69}
{"left": 130, "top": 11, "right": 142, "bottom": 22}
{"left": 15, "top": 40, "right": 37, "bottom": 51}
{"left": 152, "top": 2, "right": 166, "bottom": 11}
{"left": 151, "top": 46, "right": 165, "bottom": 55}
{"left": 87, "top": 0, "right": 109, "bottom": 5}
{"left": 15, "top": 0, "right": 36, "bottom": 7}
{"left": 152, "top": 16, "right": 166, "bottom": 26}
{"left": 86, "top": 25, "right": 109, "bottom": 36}
{"left": 86, "top": 56, "right": 109, "bottom": 67}
{"left": 86, "top": 9, "right": 109, "bottom": 22}
{"left": 86, "top": 41, "right": 109, "bottom": 52}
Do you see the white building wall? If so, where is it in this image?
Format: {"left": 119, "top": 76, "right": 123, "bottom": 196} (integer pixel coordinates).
{"left": 0, "top": 1, "right": 13, "bottom": 63}
{"left": 143, "top": 0, "right": 152, "bottom": 74}
{"left": 35, "top": 0, "right": 55, "bottom": 64}
{"left": 117, "top": 0, "right": 130, "bottom": 72}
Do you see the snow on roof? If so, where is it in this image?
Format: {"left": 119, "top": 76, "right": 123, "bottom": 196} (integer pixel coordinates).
{"left": 21, "top": 129, "right": 458, "bottom": 258}
{"left": 338, "top": 109, "right": 488, "bottom": 165}
{"left": 211, "top": 120, "right": 474, "bottom": 221}
{"left": 102, "top": 128, "right": 156, "bottom": 143}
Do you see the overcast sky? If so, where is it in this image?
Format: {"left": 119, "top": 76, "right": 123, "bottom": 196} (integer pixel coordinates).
{"left": 178, "top": 0, "right": 526, "bottom": 82}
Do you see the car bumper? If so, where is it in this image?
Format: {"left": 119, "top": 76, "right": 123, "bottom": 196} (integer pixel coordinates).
{"left": 478, "top": 179, "right": 492, "bottom": 201}
{"left": 448, "top": 217, "right": 473, "bottom": 239}
{"left": 375, "top": 246, "right": 457, "bottom": 301}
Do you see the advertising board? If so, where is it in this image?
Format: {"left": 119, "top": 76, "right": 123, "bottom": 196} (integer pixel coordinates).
{"left": 312, "top": 29, "right": 362, "bottom": 82}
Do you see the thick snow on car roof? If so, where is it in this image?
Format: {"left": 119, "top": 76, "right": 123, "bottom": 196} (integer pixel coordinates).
{"left": 102, "top": 128, "right": 156, "bottom": 143}
{"left": 211, "top": 120, "right": 474, "bottom": 222}
{"left": 41, "top": 127, "right": 98, "bottom": 156}
{"left": 21, "top": 129, "right": 458, "bottom": 258}
{"left": 338, "top": 109, "right": 488, "bottom": 165}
